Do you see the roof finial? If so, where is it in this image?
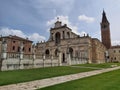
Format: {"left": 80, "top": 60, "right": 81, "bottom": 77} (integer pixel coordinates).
{"left": 103, "top": 8, "right": 105, "bottom": 15}
{"left": 57, "top": 17, "right": 59, "bottom": 21}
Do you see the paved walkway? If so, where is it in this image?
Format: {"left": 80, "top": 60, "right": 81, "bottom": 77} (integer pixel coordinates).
{"left": 71, "top": 66, "right": 104, "bottom": 69}
{"left": 0, "top": 66, "right": 120, "bottom": 90}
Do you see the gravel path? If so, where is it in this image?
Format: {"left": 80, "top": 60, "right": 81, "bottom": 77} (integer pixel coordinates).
{"left": 0, "top": 66, "right": 120, "bottom": 90}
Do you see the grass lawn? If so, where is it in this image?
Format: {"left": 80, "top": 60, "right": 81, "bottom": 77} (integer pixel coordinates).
{"left": 0, "top": 66, "right": 94, "bottom": 86}
{"left": 40, "top": 69, "right": 120, "bottom": 90}
{"left": 74, "top": 63, "right": 120, "bottom": 68}
{"left": 0, "top": 63, "right": 119, "bottom": 86}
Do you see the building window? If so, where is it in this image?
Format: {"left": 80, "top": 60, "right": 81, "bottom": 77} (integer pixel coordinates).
{"left": 63, "top": 31, "right": 65, "bottom": 39}
{"left": 23, "top": 47, "right": 25, "bottom": 51}
{"left": 55, "top": 32, "right": 61, "bottom": 45}
{"left": 111, "top": 57, "right": 113, "bottom": 60}
{"left": 55, "top": 49, "right": 59, "bottom": 57}
{"left": 18, "top": 47, "right": 20, "bottom": 52}
{"left": 29, "top": 48, "right": 31, "bottom": 52}
{"left": 45, "top": 49, "right": 50, "bottom": 57}
{"left": 67, "top": 32, "right": 70, "bottom": 38}
{"left": 69, "top": 47, "right": 73, "bottom": 58}
{"left": 114, "top": 50, "right": 116, "bottom": 53}
{"left": 13, "top": 41, "right": 16, "bottom": 43}
{"left": 13, "top": 46, "right": 15, "bottom": 50}
{"left": 51, "top": 33, "right": 53, "bottom": 41}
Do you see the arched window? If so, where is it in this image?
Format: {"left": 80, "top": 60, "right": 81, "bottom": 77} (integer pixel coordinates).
{"left": 69, "top": 47, "right": 73, "bottom": 58}
{"left": 67, "top": 32, "right": 70, "bottom": 38}
{"left": 55, "top": 49, "right": 59, "bottom": 57}
{"left": 55, "top": 32, "right": 61, "bottom": 45}
{"left": 13, "top": 46, "right": 15, "bottom": 50}
{"left": 45, "top": 49, "right": 50, "bottom": 57}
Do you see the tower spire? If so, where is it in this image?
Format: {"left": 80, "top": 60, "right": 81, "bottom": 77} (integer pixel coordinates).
{"left": 102, "top": 10, "right": 109, "bottom": 23}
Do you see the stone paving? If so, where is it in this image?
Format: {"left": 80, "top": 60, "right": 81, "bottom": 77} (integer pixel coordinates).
{"left": 0, "top": 66, "right": 120, "bottom": 90}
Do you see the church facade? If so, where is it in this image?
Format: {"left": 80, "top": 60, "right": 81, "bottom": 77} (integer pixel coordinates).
{"left": 36, "top": 18, "right": 106, "bottom": 65}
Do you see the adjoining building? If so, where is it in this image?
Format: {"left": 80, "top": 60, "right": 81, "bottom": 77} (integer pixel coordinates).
{"left": 0, "top": 35, "right": 34, "bottom": 71}
{"left": 108, "top": 46, "right": 120, "bottom": 62}
{"left": 0, "top": 35, "right": 33, "bottom": 55}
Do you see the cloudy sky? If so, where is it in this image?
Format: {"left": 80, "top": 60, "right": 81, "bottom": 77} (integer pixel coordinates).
{"left": 0, "top": 0, "right": 120, "bottom": 45}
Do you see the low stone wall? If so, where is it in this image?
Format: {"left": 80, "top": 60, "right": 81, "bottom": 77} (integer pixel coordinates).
{"left": 1, "top": 58, "right": 59, "bottom": 71}
{"left": 71, "top": 58, "right": 88, "bottom": 65}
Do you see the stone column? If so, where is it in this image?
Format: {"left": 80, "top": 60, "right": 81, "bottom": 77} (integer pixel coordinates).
{"left": 1, "top": 39, "right": 7, "bottom": 60}
{"left": 51, "top": 55, "right": 53, "bottom": 67}
{"left": 43, "top": 54, "right": 45, "bottom": 67}
{"left": 67, "top": 53, "right": 71, "bottom": 65}
{"left": 32, "top": 45, "right": 36, "bottom": 67}
{"left": 59, "top": 52, "right": 62, "bottom": 66}
{"left": 1, "top": 39, "right": 7, "bottom": 71}
{"left": 105, "top": 51, "right": 109, "bottom": 62}
{"left": 19, "top": 42, "right": 24, "bottom": 69}
{"left": 86, "top": 46, "right": 92, "bottom": 64}
{"left": 20, "top": 42, "right": 24, "bottom": 60}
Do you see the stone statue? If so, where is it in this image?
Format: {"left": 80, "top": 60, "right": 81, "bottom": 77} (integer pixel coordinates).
{"left": 20, "top": 42, "right": 23, "bottom": 53}
{"left": 2, "top": 39, "right": 7, "bottom": 52}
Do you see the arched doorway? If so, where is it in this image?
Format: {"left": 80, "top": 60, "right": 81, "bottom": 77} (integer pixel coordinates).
{"left": 69, "top": 47, "right": 73, "bottom": 58}
{"left": 55, "top": 49, "right": 59, "bottom": 57}
{"left": 45, "top": 49, "right": 50, "bottom": 57}
{"left": 55, "top": 32, "right": 61, "bottom": 45}
{"left": 67, "top": 32, "right": 70, "bottom": 38}
{"left": 62, "top": 53, "right": 65, "bottom": 63}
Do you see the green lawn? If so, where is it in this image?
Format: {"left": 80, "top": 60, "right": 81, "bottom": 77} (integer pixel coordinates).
{"left": 0, "top": 63, "right": 119, "bottom": 86}
{"left": 40, "top": 69, "right": 120, "bottom": 90}
{"left": 0, "top": 66, "right": 94, "bottom": 86}
{"left": 74, "top": 63, "right": 120, "bottom": 68}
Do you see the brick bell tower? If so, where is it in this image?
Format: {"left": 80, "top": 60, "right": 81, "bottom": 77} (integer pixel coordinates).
{"left": 101, "top": 10, "right": 111, "bottom": 49}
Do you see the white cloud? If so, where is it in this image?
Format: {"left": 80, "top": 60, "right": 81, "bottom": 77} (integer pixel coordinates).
{"left": 112, "top": 40, "right": 120, "bottom": 46}
{"left": 92, "top": 31, "right": 101, "bottom": 40}
{"left": 0, "top": 27, "right": 26, "bottom": 38}
{"left": 47, "top": 15, "right": 80, "bottom": 35}
{"left": 29, "top": 33, "right": 46, "bottom": 42}
{"left": 78, "top": 15, "right": 95, "bottom": 23}
{"left": 0, "top": 27, "right": 46, "bottom": 42}
{"left": 79, "top": 31, "right": 87, "bottom": 37}
{"left": 48, "top": 0, "right": 75, "bottom": 14}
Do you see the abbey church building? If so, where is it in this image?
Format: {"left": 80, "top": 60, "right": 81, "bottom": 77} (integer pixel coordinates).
{"left": 1, "top": 10, "right": 119, "bottom": 71}
{"left": 36, "top": 17, "right": 106, "bottom": 65}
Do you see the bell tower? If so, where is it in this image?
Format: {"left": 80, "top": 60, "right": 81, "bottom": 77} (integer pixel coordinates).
{"left": 101, "top": 10, "right": 111, "bottom": 49}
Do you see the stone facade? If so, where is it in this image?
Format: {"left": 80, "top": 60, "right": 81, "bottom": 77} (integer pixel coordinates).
{"left": 92, "top": 38, "right": 106, "bottom": 63}
{"left": 0, "top": 41, "right": 1, "bottom": 54}
{"left": 36, "top": 20, "right": 106, "bottom": 65}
